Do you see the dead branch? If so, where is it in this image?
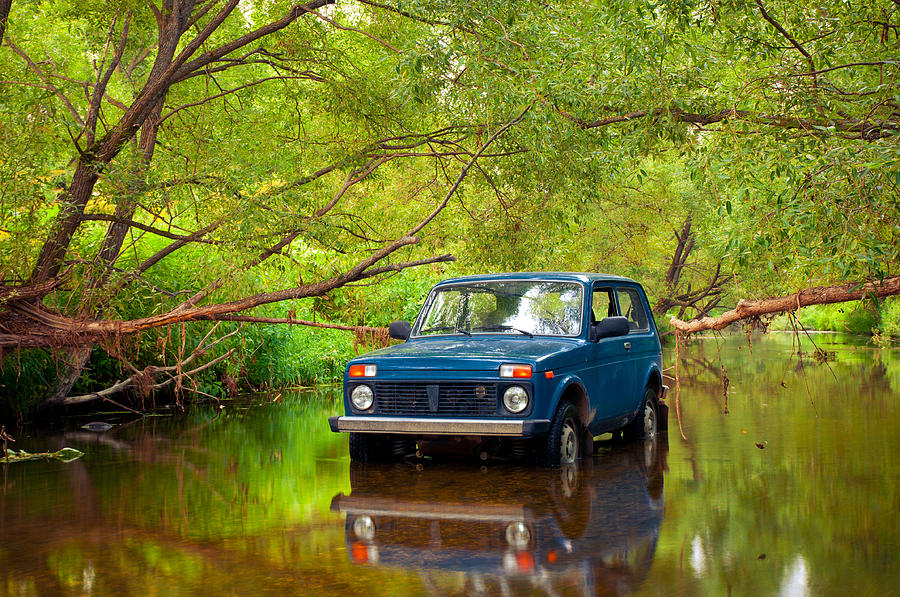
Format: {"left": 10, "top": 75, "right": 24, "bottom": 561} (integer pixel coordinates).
{"left": 208, "top": 315, "right": 386, "bottom": 335}
{"left": 61, "top": 324, "right": 241, "bottom": 406}
{"left": 62, "top": 347, "right": 236, "bottom": 405}
{"left": 654, "top": 216, "right": 728, "bottom": 319}
{"left": 670, "top": 275, "right": 900, "bottom": 334}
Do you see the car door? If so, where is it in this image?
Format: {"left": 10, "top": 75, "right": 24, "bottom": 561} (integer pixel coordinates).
{"left": 584, "top": 284, "right": 634, "bottom": 432}
{"left": 614, "top": 285, "right": 655, "bottom": 413}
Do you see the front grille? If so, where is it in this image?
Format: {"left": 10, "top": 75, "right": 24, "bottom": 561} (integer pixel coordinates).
{"left": 374, "top": 382, "right": 498, "bottom": 416}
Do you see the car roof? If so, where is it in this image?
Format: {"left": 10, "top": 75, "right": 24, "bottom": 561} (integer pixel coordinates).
{"left": 434, "top": 272, "right": 639, "bottom": 286}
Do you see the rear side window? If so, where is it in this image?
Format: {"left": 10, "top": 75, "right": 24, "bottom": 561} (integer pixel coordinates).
{"left": 616, "top": 287, "right": 650, "bottom": 332}
{"left": 592, "top": 287, "right": 616, "bottom": 324}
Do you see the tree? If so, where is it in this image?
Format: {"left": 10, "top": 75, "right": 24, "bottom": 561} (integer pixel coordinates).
{"left": 1, "top": 0, "right": 898, "bottom": 409}
{"left": 0, "top": 0, "right": 530, "bottom": 407}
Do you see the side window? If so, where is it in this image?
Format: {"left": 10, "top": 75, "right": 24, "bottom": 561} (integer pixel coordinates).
{"left": 616, "top": 287, "right": 650, "bottom": 332}
{"left": 592, "top": 287, "right": 616, "bottom": 324}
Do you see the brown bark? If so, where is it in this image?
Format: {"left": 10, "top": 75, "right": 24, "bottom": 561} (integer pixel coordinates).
{"left": 0, "top": 0, "right": 11, "bottom": 44}
{"left": 28, "top": 0, "right": 335, "bottom": 285}
{"left": 653, "top": 216, "right": 727, "bottom": 319}
{"left": 44, "top": 345, "right": 92, "bottom": 405}
{"left": 669, "top": 276, "right": 900, "bottom": 334}
{"left": 1, "top": 251, "right": 455, "bottom": 350}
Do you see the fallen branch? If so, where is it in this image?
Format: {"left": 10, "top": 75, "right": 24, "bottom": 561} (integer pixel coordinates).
{"left": 61, "top": 326, "right": 241, "bottom": 406}
{"left": 208, "top": 315, "right": 385, "bottom": 335}
{"left": 669, "top": 275, "right": 900, "bottom": 334}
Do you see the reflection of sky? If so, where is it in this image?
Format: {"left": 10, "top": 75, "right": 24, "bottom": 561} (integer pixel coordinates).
{"left": 506, "top": 286, "right": 581, "bottom": 335}
{"left": 780, "top": 556, "right": 810, "bottom": 597}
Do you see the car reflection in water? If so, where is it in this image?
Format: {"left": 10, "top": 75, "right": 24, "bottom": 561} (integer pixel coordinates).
{"left": 331, "top": 437, "right": 667, "bottom": 596}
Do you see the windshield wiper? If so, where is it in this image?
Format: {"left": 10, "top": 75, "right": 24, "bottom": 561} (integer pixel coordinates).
{"left": 422, "top": 325, "right": 471, "bottom": 336}
{"left": 472, "top": 325, "right": 534, "bottom": 338}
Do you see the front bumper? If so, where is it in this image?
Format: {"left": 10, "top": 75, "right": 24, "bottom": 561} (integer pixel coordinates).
{"left": 329, "top": 416, "right": 551, "bottom": 437}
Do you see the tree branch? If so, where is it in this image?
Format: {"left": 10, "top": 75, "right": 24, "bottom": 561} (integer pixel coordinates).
{"left": 297, "top": 4, "right": 400, "bottom": 52}
{"left": 0, "top": 0, "right": 11, "bottom": 45}
{"left": 82, "top": 11, "right": 130, "bottom": 146}
{"left": 80, "top": 213, "right": 221, "bottom": 243}
{"left": 754, "top": 0, "right": 823, "bottom": 115}
{"left": 670, "top": 276, "right": 900, "bottom": 334}
{"left": 172, "top": 0, "right": 335, "bottom": 83}
{"left": 408, "top": 103, "right": 531, "bottom": 236}
{"left": 159, "top": 73, "right": 325, "bottom": 123}
{"left": 6, "top": 39, "right": 85, "bottom": 127}
{"left": 557, "top": 105, "right": 899, "bottom": 140}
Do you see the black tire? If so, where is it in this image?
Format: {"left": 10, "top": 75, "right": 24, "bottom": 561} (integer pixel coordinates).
{"left": 537, "top": 401, "right": 582, "bottom": 467}
{"left": 349, "top": 433, "right": 390, "bottom": 462}
{"left": 623, "top": 387, "right": 658, "bottom": 441}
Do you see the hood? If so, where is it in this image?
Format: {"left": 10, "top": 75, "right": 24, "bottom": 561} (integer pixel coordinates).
{"left": 350, "top": 336, "right": 581, "bottom": 372}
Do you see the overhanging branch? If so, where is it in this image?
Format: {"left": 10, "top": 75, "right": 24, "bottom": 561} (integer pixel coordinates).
{"left": 557, "top": 105, "right": 899, "bottom": 140}
{"left": 670, "top": 276, "right": 900, "bottom": 334}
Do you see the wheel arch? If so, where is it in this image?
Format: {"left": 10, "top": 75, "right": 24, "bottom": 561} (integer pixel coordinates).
{"left": 552, "top": 378, "right": 590, "bottom": 427}
{"left": 645, "top": 368, "right": 662, "bottom": 402}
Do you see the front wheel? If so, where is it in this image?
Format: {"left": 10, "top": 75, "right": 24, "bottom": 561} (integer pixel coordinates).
{"left": 537, "top": 401, "right": 582, "bottom": 467}
{"left": 623, "top": 387, "right": 658, "bottom": 441}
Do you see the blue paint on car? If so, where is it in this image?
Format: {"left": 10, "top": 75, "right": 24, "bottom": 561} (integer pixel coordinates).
{"left": 328, "top": 272, "right": 667, "bottom": 465}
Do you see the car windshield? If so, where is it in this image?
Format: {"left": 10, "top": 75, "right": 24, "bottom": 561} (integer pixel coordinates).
{"left": 416, "top": 280, "right": 584, "bottom": 337}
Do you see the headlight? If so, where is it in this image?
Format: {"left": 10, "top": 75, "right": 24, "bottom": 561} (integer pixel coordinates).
{"left": 505, "top": 521, "right": 532, "bottom": 549}
{"left": 351, "top": 385, "right": 374, "bottom": 410}
{"left": 352, "top": 515, "right": 375, "bottom": 540}
{"left": 503, "top": 385, "right": 529, "bottom": 413}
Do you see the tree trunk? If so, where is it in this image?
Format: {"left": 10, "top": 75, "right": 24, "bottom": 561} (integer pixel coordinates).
{"left": 44, "top": 345, "right": 92, "bottom": 406}
{"left": 31, "top": 7, "right": 188, "bottom": 405}
{"left": 669, "top": 276, "right": 900, "bottom": 334}
{"left": 30, "top": 161, "right": 101, "bottom": 284}
{"left": 0, "top": 0, "right": 11, "bottom": 44}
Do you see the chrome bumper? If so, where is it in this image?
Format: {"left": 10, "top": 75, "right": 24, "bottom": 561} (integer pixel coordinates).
{"left": 329, "top": 416, "right": 551, "bottom": 437}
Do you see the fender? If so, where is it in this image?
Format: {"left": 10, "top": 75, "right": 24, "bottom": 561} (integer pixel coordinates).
{"left": 637, "top": 356, "right": 664, "bottom": 400}
{"left": 546, "top": 373, "right": 592, "bottom": 428}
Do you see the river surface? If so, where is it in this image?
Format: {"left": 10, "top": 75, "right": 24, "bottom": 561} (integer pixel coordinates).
{"left": 1, "top": 334, "right": 898, "bottom": 596}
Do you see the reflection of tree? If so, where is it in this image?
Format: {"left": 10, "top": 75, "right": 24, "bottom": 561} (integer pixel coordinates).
{"left": 649, "top": 336, "right": 899, "bottom": 597}
{"left": 421, "top": 282, "right": 582, "bottom": 335}
{"left": 0, "top": 394, "right": 393, "bottom": 596}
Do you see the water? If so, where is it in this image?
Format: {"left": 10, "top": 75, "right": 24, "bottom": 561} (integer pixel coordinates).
{"left": 1, "top": 334, "right": 898, "bottom": 596}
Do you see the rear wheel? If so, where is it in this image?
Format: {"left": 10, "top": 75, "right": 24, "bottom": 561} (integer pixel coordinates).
{"left": 537, "top": 401, "right": 582, "bottom": 467}
{"left": 623, "top": 387, "right": 658, "bottom": 441}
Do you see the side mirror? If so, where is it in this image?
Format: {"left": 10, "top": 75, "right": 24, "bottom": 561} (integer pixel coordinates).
{"left": 590, "top": 316, "right": 629, "bottom": 342}
{"left": 388, "top": 320, "right": 412, "bottom": 341}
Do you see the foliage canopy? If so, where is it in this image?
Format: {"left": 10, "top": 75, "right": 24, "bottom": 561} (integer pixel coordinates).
{"left": 0, "top": 0, "right": 897, "bottom": 407}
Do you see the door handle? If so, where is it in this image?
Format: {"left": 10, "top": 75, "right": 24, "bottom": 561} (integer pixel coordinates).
{"left": 623, "top": 342, "right": 632, "bottom": 350}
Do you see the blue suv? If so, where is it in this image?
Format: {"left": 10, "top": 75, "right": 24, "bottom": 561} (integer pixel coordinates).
{"left": 328, "top": 273, "right": 667, "bottom": 465}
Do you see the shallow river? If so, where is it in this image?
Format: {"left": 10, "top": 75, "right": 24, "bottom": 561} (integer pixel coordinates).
{"left": 2, "top": 334, "right": 898, "bottom": 596}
